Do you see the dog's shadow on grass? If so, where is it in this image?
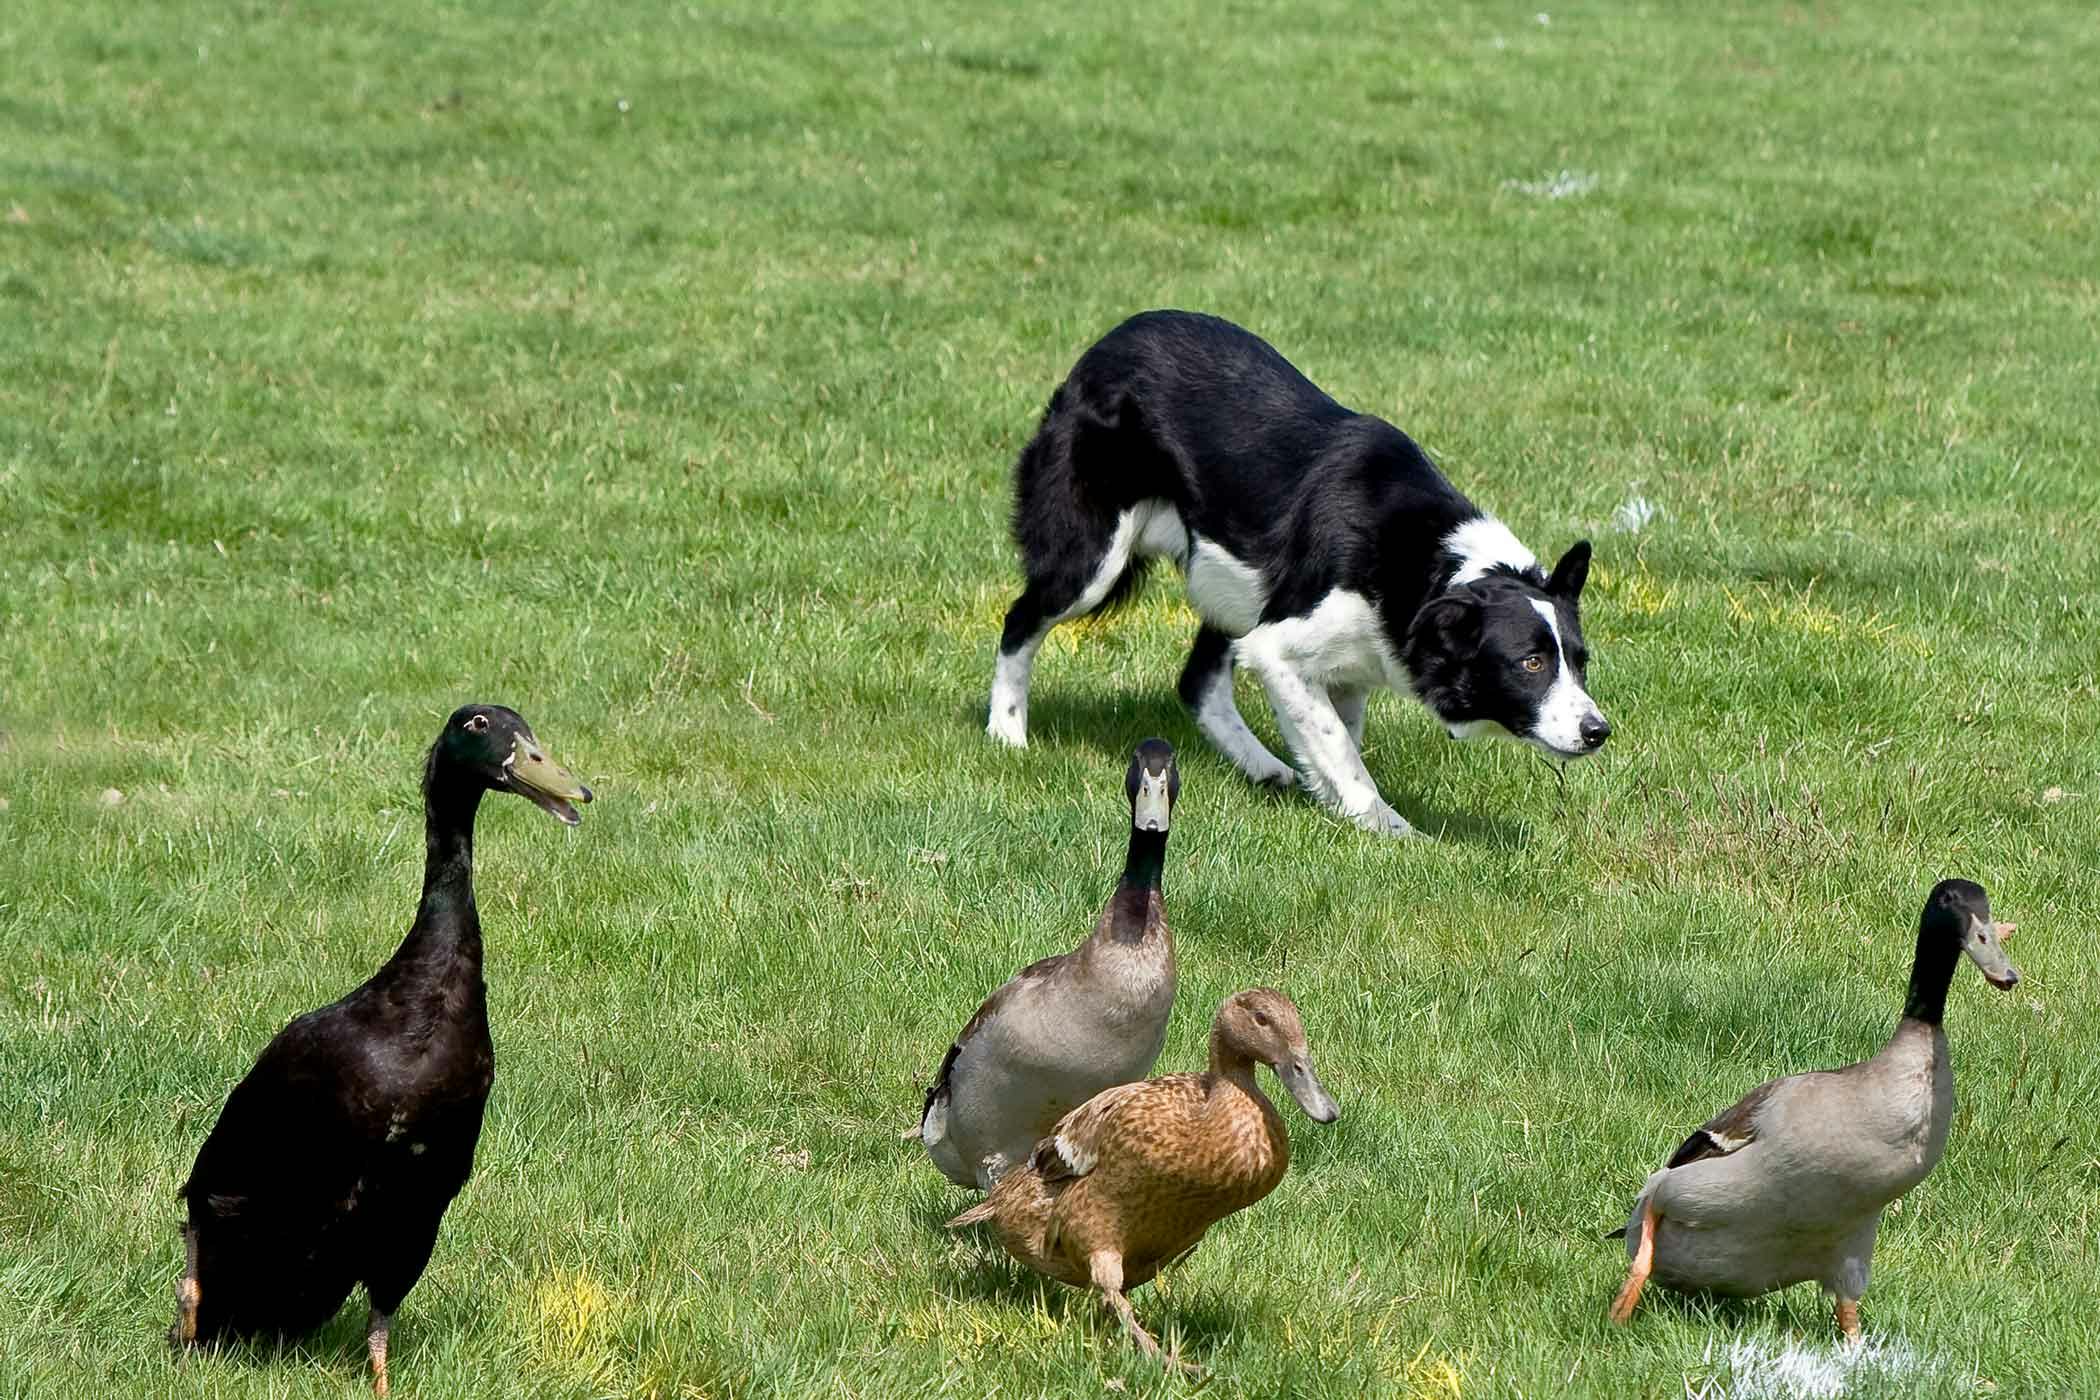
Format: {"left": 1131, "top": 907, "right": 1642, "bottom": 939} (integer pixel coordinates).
{"left": 972, "top": 693, "right": 1529, "bottom": 850}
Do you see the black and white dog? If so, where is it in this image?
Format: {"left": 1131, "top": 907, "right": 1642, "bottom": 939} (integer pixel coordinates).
{"left": 986, "top": 310, "right": 1610, "bottom": 836}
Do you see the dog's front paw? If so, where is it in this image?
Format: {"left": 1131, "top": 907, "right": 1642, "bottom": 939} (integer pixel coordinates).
{"left": 1353, "top": 801, "right": 1418, "bottom": 838}
{"left": 1249, "top": 757, "right": 1299, "bottom": 789}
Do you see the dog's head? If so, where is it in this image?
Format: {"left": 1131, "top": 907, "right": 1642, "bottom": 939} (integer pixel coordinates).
{"left": 1401, "top": 541, "right": 1610, "bottom": 759}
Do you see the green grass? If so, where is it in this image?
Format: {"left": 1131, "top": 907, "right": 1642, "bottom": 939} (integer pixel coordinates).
{"left": 4, "top": 0, "right": 2098, "bottom": 1395}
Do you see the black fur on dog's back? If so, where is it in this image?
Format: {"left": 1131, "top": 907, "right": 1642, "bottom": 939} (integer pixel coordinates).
{"left": 1009, "top": 311, "right": 1512, "bottom": 634}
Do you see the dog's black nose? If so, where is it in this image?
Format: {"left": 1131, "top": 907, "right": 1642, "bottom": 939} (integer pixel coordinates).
{"left": 1579, "top": 714, "right": 1612, "bottom": 750}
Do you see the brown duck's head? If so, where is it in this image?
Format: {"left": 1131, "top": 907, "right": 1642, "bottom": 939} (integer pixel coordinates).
{"left": 1216, "top": 988, "right": 1340, "bottom": 1124}
{"left": 430, "top": 703, "right": 594, "bottom": 825}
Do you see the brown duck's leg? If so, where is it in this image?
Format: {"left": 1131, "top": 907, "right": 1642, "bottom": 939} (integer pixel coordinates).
{"left": 1834, "top": 1296, "right": 1862, "bottom": 1344}
{"left": 367, "top": 1307, "right": 392, "bottom": 1398}
{"left": 1608, "top": 1199, "right": 1660, "bottom": 1325}
{"left": 1089, "top": 1251, "right": 1203, "bottom": 1378}
{"left": 169, "top": 1227, "right": 201, "bottom": 1347}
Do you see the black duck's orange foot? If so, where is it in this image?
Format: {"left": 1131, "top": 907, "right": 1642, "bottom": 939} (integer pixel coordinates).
{"left": 367, "top": 1308, "right": 392, "bottom": 1398}
{"left": 170, "top": 1229, "right": 202, "bottom": 1348}
{"left": 168, "top": 1282, "right": 200, "bottom": 1348}
{"left": 1834, "top": 1297, "right": 1862, "bottom": 1344}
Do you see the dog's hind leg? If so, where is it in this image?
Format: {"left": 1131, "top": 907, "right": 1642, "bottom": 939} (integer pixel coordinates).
{"left": 988, "top": 513, "right": 1143, "bottom": 747}
{"left": 1178, "top": 626, "right": 1296, "bottom": 788}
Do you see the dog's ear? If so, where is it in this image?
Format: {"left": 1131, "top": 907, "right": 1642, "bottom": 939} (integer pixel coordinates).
{"left": 1547, "top": 540, "right": 1593, "bottom": 599}
{"left": 1411, "top": 590, "right": 1483, "bottom": 655}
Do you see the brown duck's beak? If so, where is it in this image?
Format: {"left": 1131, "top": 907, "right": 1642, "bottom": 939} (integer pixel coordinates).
{"left": 504, "top": 733, "right": 593, "bottom": 826}
{"left": 1274, "top": 1056, "right": 1340, "bottom": 1124}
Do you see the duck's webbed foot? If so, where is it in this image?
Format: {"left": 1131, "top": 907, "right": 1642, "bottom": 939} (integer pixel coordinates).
{"left": 1608, "top": 1199, "right": 1660, "bottom": 1325}
{"left": 1090, "top": 1251, "right": 1205, "bottom": 1379}
{"left": 1834, "top": 1296, "right": 1862, "bottom": 1344}
{"left": 169, "top": 1226, "right": 201, "bottom": 1348}
{"left": 367, "top": 1306, "right": 393, "bottom": 1397}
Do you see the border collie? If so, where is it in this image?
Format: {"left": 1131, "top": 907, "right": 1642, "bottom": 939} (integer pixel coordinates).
{"left": 985, "top": 310, "right": 1609, "bottom": 837}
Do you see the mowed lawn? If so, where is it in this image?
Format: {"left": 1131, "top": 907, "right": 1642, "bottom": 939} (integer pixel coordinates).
{"left": 4, "top": 1, "right": 2098, "bottom": 1396}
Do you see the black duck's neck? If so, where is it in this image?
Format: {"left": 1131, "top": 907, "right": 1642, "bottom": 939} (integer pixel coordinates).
{"left": 1900, "top": 917, "right": 1960, "bottom": 1027}
{"left": 1106, "top": 825, "right": 1168, "bottom": 942}
{"left": 390, "top": 770, "right": 486, "bottom": 971}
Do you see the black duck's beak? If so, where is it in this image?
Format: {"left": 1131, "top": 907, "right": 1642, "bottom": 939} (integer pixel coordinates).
{"left": 1275, "top": 1056, "right": 1340, "bottom": 1124}
{"left": 504, "top": 733, "right": 593, "bottom": 825}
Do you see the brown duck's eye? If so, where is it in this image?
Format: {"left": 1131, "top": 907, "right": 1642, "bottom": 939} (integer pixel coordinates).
{"left": 1521, "top": 655, "right": 1546, "bottom": 674}
{"left": 467, "top": 715, "right": 489, "bottom": 732}
{"left": 1253, "top": 1011, "right": 1270, "bottom": 1027}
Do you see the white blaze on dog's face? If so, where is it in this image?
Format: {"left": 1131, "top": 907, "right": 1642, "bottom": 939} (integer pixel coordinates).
{"left": 1402, "top": 540, "right": 1612, "bottom": 760}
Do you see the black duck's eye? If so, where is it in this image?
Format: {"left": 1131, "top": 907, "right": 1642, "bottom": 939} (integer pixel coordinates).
{"left": 466, "top": 715, "right": 489, "bottom": 732}
{"left": 1521, "top": 654, "right": 1546, "bottom": 674}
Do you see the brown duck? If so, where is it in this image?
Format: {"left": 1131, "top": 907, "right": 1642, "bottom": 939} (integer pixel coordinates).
{"left": 949, "top": 987, "right": 1339, "bottom": 1372}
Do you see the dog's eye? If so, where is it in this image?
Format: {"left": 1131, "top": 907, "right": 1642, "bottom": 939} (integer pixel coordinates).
{"left": 1520, "top": 654, "right": 1546, "bottom": 674}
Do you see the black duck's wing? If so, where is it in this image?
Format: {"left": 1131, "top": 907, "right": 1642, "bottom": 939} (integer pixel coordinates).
{"left": 1665, "top": 1077, "right": 1783, "bottom": 1169}
{"left": 183, "top": 1007, "right": 375, "bottom": 1226}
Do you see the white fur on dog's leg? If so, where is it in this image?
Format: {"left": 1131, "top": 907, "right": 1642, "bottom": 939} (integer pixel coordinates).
{"left": 1333, "top": 689, "right": 1368, "bottom": 750}
{"left": 1189, "top": 661, "right": 1297, "bottom": 787}
{"left": 986, "top": 642, "right": 1039, "bottom": 747}
{"left": 1241, "top": 634, "right": 1410, "bottom": 835}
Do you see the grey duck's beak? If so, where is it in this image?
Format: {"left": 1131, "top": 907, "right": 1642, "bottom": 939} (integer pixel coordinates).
{"left": 1964, "top": 912, "right": 2020, "bottom": 990}
{"left": 504, "top": 732, "right": 593, "bottom": 826}
{"left": 1274, "top": 1055, "right": 1340, "bottom": 1124}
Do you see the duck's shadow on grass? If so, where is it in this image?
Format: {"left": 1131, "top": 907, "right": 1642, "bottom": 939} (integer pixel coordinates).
{"left": 171, "top": 1314, "right": 368, "bottom": 1381}
{"left": 970, "top": 693, "right": 1528, "bottom": 849}
{"left": 1630, "top": 1284, "right": 1825, "bottom": 1336}
{"left": 919, "top": 1191, "right": 1258, "bottom": 1365}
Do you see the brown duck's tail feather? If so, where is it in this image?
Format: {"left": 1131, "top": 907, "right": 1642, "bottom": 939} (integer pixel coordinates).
{"left": 946, "top": 1200, "right": 997, "bottom": 1229}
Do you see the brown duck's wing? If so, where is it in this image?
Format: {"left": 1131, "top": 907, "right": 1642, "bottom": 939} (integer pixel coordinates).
{"left": 917, "top": 951, "right": 1072, "bottom": 1131}
{"left": 1665, "top": 1077, "right": 1785, "bottom": 1169}
{"left": 1030, "top": 1073, "right": 1207, "bottom": 1183}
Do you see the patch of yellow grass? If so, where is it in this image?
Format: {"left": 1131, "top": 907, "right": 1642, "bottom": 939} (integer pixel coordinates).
{"left": 939, "top": 581, "right": 1200, "bottom": 655}
{"left": 1597, "top": 564, "right": 1674, "bottom": 618}
{"left": 1723, "top": 583, "right": 1932, "bottom": 657}
{"left": 1397, "top": 1342, "right": 1470, "bottom": 1399}
{"left": 529, "top": 1265, "right": 623, "bottom": 1382}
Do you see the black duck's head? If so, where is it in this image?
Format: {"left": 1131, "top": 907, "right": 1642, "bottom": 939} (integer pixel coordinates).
{"left": 1217, "top": 987, "right": 1340, "bottom": 1124}
{"left": 430, "top": 703, "right": 594, "bottom": 826}
{"left": 1125, "top": 738, "right": 1179, "bottom": 834}
{"left": 1924, "top": 878, "right": 2020, "bottom": 990}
